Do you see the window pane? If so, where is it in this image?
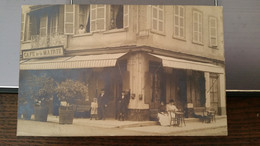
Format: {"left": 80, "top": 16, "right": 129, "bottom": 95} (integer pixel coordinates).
{"left": 194, "top": 23, "right": 198, "bottom": 31}
{"left": 180, "top": 17, "right": 184, "bottom": 26}
{"left": 91, "top": 9, "right": 96, "bottom": 20}
{"left": 153, "top": 19, "right": 157, "bottom": 30}
{"left": 180, "top": 28, "right": 184, "bottom": 37}
{"left": 175, "top": 27, "right": 179, "bottom": 36}
{"left": 90, "top": 21, "right": 95, "bottom": 31}
{"left": 159, "top": 10, "right": 163, "bottom": 20}
{"left": 66, "top": 13, "right": 73, "bottom": 23}
{"left": 159, "top": 21, "right": 163, "bottom": 31}
{"left": 66, "top": 5, "right": 73, "bottom": 12}
{"left": 65, "top": 24, "right": 73, "bottom": 33}
{"left": 180, "top": 7, "right": 184, "bottom": 16}
{"left": 96, "top": 19, "right": 104, "bottom": 30}
{"left": 211, "top": 28, "right": 216, "bottom": 36}
{"left": 194, "top": 32, "right": 198, "bottom": 41}
{"left": 153, "top": 8, "right": 157, "bottom": 19}
{"left": 175, "top": 16, "right": 179, "bottom": 25}
{"left": 97, "top": 8, "right": 104, "bottom": 19}
{"left": 174, "top": 6, "right": 178, "bottom": 14}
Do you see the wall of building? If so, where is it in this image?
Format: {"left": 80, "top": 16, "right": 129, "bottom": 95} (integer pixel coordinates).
{"left": 136, "top": 5, "right": 224, "bottom": 61}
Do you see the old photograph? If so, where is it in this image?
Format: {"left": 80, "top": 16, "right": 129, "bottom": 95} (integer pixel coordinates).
{"left": 17, "top": 4, "right": 227, "bottom": 136}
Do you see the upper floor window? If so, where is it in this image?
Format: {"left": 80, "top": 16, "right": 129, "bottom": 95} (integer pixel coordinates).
{"left": 151, "top": 5, "right": 164, "bottom": 34}
{"left": 78, "top": 5, "right": 90, "bottom": 34}
{"left": 209, "top": 16, "right": 217, "bottom": 47}
{"left": 193, "top": 10, "right": 203, "bottom": 44}
{"left": 173, "top": 6, "right": 185, "bottom": 39}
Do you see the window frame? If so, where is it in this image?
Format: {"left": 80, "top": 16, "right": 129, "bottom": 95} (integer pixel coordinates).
{"left": 64, "top": 5, "right": 75, "bottom": 35}
{"left": 173, "top": 6, "right": 185, "bottom": 40}
{"left": 151, "top": 5, "right": 165, "bottom": 35}
{"left": 209, "top": 16, "right": 218, "bottom": 48}
{"left": 192, "top": 10, "right": 203, "bottom": 45}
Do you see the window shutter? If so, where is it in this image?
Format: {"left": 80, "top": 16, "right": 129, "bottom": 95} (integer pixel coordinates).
{"left": 123, "top": 5, "right": 129, "bottom": 28}
{"left": 96, "top": 5, "right": 106, "bottom": 31}
{"left": 40, "top": 15, "right": 48, "bottom": 37}
{"left": 179, "top": 6, "right": 184, "bottom": 38}
{"left": 90, "top": 5, "right": 97, "bottom": 32}
{"left": 193, "top": 11, "right": 198, "bottom": 42}
{"left": 21, "top": 13, "right": 26, "bottom": 41}
{"left": 64, "top": 5, "right": 75, "bottom": 35}
{"left": 152, "top": 6, "right": 158, "bottom": 31}
{"left": 158, "top": 6, "right": 164, "bottom": 32}
{"left": 198, "top": 13, "right": 202, "bottom": 43}
{"left": 90, "top": 4, "right": 106, "bottom": 32}
{"left": 209, "top": 17, "right": 217, "bottom": 47}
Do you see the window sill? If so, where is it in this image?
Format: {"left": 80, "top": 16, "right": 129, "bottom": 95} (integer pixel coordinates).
{"left": 103, "top": 28, "right": 127, "bottom": 34}
{"left": 209, "top": 45, "right": 218, "bottom": 49}
{"left": 192, "top": 41, "right": 204, "bottom": 46}
{"left": 172, "top": 36, "right": 186, "bottom": 42}
{"left": 73, "top": 33, "right": 93, "bottom": 38}
{"left": 150, "top": 30, "right": 166, "bottom": 36}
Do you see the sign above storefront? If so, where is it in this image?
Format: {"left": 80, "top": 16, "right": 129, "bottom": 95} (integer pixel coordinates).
{"left": 22, "top": 46, "right": 64, "bottom": 59}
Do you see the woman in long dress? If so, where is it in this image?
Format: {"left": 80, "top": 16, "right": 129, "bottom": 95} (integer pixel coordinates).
{"left": 158, "top": 100, "right": 178, "bottom": 126}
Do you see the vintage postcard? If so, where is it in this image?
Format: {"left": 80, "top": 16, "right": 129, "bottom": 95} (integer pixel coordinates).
{"left": 17, "top": 4, "right": 227, "bottom": 136}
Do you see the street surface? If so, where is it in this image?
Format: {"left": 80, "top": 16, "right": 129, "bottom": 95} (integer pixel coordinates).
{"left": 17, "top": 116, "right": 228, "bottom": 136}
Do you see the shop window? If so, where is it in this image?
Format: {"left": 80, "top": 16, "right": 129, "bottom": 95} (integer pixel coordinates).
{"left": 193, "top": 10, "right": 203, "bottom": 44}
{"left": 209, "top": 16, "right": 218, "bottom": 47}
{"left": 173, "top": 6, "right": 185, "bottom": 39}
{"left": 151, "top": 5, "right": 164, "bottom": 34}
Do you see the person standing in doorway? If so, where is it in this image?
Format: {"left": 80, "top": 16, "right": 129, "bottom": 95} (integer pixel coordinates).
{"left": 98, "top": 89, "right": 107, "bottom": 120}
{"left": 118, "top": 91, "right": 130, "bottom": 121}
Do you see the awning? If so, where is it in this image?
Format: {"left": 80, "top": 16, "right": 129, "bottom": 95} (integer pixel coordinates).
{"left": 149, "top": 54, "right": 224, "bottom": 74}
{"left": 20, "top": 53, "right": 126, "bottom": 70}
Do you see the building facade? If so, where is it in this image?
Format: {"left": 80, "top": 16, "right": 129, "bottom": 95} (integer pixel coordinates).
{"left": 20, "top": 5, "right": 226, "bottom": 121}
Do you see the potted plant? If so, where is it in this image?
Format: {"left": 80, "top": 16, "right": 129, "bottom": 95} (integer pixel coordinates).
{"left": 56, "top": 79, "right": 88, "bottom": 124}
{"left": 33, "top": 75, "right": 55, "bottom": 122}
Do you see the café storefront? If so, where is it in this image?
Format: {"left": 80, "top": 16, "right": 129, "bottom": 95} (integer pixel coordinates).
{"left": 20, "top": 47, "right": 226, "bottom": 121}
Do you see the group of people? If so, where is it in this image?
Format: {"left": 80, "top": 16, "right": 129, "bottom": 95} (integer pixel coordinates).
{"left": 158, "top": 99, "right": 179, "bottom": 126}
{"left": 90, "top": 89, "right": 130, "bottom": 121}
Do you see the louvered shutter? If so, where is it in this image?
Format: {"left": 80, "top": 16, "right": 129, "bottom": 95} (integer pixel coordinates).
{"left": 158, "top": 5, "right": 164, "bottom": 32}
{"left": 152, "top": 6, "right": 158, "bottom": 31}
{"left": 90, "top": 5, "right": 97, "bottom": 32}
{"left": 123, "top": 5, "right": 129, "bottom": 28}
{"left": 209, "top": 17, "right": 217, "bottom": 46}
{"left": 193, "top": 11, "right": 198, "bottom": 42}
{"left": 64, "top": 5, "right": 75, "bottom": 35}
{"left": 198, "top": 13, "right": 202, "bottom": 43}
{"left": 96, "top": 5, "right": 106, "bottom": 31}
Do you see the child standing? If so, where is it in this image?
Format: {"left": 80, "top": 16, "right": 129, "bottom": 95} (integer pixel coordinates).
{"left": 90, "top": 98, "right": 98, "bottom": 120}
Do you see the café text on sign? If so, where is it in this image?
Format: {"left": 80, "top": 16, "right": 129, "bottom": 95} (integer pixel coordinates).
{"left": 23, "top": 47, "right": 64, "bottom": 59}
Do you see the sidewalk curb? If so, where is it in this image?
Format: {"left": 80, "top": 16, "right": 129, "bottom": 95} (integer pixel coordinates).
{"left": 168, "top": 125, "right": 227, "bottom": 135}
{"left": 116, "top": 121, "right": 158, "bottom": 128}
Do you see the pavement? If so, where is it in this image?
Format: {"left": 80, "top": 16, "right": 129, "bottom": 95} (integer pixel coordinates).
{"left": 17, "top": 115, "right": 228, "bottom": 136}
